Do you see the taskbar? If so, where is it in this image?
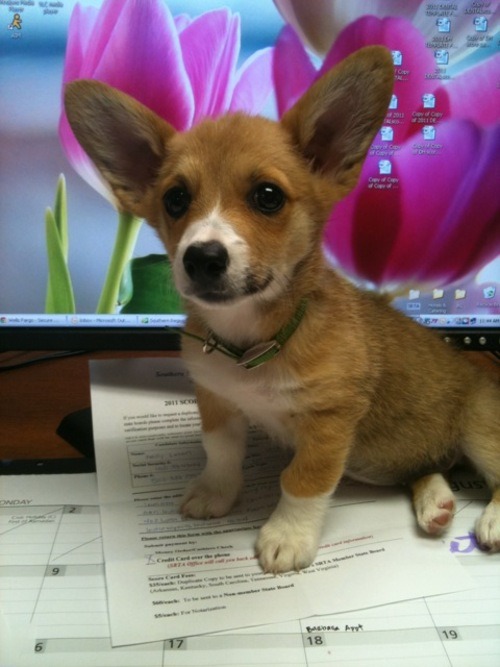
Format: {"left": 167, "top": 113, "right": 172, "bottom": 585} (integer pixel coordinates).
{"left": 2, "top": 313, "right": 498, "bottom": 328}
{"left": 0, "top": 314, "right": 186, "bottom": 327}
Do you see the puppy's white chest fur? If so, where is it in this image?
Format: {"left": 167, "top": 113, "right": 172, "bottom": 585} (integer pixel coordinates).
{"left": 186, "top": 348, "right": 296, "bottom": 443}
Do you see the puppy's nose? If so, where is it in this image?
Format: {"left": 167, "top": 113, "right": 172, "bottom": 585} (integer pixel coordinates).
{"left": 183, "top": 241, "right": 229, "bottom": 283}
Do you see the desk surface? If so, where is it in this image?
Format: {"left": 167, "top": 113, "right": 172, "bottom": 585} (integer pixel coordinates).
{"left": 1, "top": 349, "right": 498, "bottom": 461}
{"left": 0, "top": 350, "right": 175, "bottom": 460}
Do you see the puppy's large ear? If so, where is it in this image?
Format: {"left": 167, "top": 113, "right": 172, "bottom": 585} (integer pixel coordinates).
{"left": 281, "top": 46, "right": 394, "bottom": 192}
{"left": 64, "top": 80, "right": 174, "bottom": 216}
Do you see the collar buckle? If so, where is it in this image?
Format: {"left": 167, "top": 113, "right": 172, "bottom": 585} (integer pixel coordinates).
{"left": 237, "top": 340, "right": 282, "bottom": 370}
{"left": 191, "top": 298, "right": 308, "bottom": 370}
{"left": 202, "top": 333, "right": 219, "bottom": 355}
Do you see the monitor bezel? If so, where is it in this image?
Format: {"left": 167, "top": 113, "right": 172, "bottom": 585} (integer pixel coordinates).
{"left": 437, "top": 329, "right": 500, "bottom": 352}
{"left": 0, "top": 327, "right": 181, "bottom": 352}
{"left": 0, "top": 326, "right": 497, "bottom": 352}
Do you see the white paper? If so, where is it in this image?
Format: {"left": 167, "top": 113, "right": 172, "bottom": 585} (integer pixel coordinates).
{"left": 1, "top": 471, "right": 498, "bottom": 666}
{"left": 89, "top": 357, "right": 473, "bottom": 647}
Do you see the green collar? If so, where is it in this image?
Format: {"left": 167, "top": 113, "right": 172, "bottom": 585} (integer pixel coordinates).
{"left": 169, "top": 298, "right": 308, "bottom": 370}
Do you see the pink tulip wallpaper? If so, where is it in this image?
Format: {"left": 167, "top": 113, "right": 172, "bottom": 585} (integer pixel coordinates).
{"left": 273, "top": 13, "right": 499, "bottom": 291}
{"left": 59, "top": 1, "right": 274, "bottom": 201}
{"left": 0, "top": 0, "right": 498, "bottom": 338}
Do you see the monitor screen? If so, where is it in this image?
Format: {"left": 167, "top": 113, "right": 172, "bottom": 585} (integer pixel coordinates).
{"left": 1, "top": 0, "right": 499, "bottom": 352}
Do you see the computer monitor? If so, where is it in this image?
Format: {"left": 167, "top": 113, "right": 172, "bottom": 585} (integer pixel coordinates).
{"left": 1, "top": 0, "right": 499, "bottom": 353}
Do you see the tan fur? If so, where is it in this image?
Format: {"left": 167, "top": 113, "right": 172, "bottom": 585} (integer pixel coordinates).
{"left": 65, "top": 46, "right": 500, "bottom": 572}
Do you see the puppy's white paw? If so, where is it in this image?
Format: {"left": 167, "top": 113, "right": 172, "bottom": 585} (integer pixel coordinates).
{"left": 255, "top": 491, "right": 329, "bottom": 573}
{"left": 475, "top": 502, "right": 500, "bottom": 552}
{"left": 416, "top": 495, "right": 455, "bottom": 535}
{"left": 256, "top": 518, "right": 319, "bottom": 573}
{"left": 412, "top": 474, "right": 456, "bottom": 535}
{"left": 181, "top": 473, "right": 242, "bottom": 519}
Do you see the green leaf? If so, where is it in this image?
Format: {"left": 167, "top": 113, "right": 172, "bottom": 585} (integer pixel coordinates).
{"left": 53, "top": 174, "right": 68, "bottom": 259}
{"left": 45, "top": 207, "right": 75, "bottom": 313}
{"left": 120, "top": 254, "right": 183, "bottom": 314}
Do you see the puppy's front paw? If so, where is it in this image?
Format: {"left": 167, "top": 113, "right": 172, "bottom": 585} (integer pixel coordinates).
{"left": 255, "top": 518, "right": 319, "bottom": 573}
{"left": 181, "top": 473, "right": 242, "bottom": 520}
{"left": 416, "top": 496, "right": 456, "bottom": 535}
{"left": 475, "top": 502, "right": 500, "bottom": 552}
{"left": 412, "top": 474, "right": 456, "bottom": 536}
{"left": 255, "top": 492, "right": 328, "bottom": 573}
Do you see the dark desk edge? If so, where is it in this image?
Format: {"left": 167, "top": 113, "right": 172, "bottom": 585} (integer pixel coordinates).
{"left": 1, "top": 458, "right": 96, "bottom": 475}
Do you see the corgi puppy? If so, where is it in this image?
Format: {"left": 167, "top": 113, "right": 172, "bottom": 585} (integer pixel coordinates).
{"left": 65, "top": 46, "right": 500, "bottom": 573}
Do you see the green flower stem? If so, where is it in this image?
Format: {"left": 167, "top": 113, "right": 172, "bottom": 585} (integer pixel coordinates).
{"left": 96, "top": 211, "right": 143, "bottom": 314}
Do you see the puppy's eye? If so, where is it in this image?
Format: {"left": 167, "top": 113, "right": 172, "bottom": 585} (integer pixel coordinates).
{"left": 250, "top": 183, "right": 285, "bottom": 214}
{"left": 163, "top": 186, "right": 191, "bottom": 219}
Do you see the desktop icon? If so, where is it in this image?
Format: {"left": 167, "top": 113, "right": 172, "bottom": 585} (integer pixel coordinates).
{"left": 454, "top": 289, "right": 467, "bottom": 300}
{"left": 389, "top": 94, "right": 398, "bottom": 110}
{"left": 409, "top": 289, "right": 421, "bottom": 300}
{"left": 433, "top": 289, "right": 444, "bottom": 299}
{"left": 8, "top": 13, "right": 22, "bottom": 30}
{"left": 380, "top": 126, "right": 394, "bottom": 142}
{"left": 391, "top": 50, "right": 403, "bottom": 66}
{"left": 483, "top": 286, "right": 496, "bottom": 299}
{"left": 422, "top": 125, "right": 436, "bottom": 140}
{"left": 422, "top": 93, "right": 436, "bottom": 109}
{"left": 378, "top": 159, "right": 392, "bottom": 174}
{"left": 474, "top": 17, "right": 488, "bottom": 32}
{"left": 436, "top": 18, "right": 451, "bottom": 33}
{"left": 434, "top": 49, "right": 449, "bottom": 65}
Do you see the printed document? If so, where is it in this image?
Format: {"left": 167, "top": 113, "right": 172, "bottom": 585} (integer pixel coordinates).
{"left": 89, "top": 357, "right": 472, "bottom": 647}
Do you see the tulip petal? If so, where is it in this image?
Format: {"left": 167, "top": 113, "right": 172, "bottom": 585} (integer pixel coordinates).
{"left": 72, "top": 0, "right": 125, "bottom": 78}
{"left": 414, "top": 121, "right": 500, "bottom": 285}
{"left": 179, "top": 9, "right": 240, "bottom": 123}
{"left": 324, "top": 153, "right": 403, "bottom": 288}
{"left": 174, "top": 14, "right": 192, "bottom": 32}
{"left": 230, "top": 47, "right": 274, "bottom": 115}
{"left": 273, "top": 25, "right": 316, "bottom": 116}
{"left": 88, "top": 0, "right": 194, "bottom": 130}
{"left": 326, "top": 120, "right": 500, "bottom": 289}
{"left": 435, "top": 55, "right": 500, "bottom": 127}
{"left": 386, "top": 121, "right": 500, "bottom": 286}
{"left": 274, "top": 0, "right": 423, "bottom": 55}
{"left": 273, "top": 0, "right": 339, "bottom": 55}
{"left": 58, "top": 113, "right": 114, "bottom": 201}
{"left": 321, "top": 16, "right": 438, "bottom": 141}
{"left": 61, "top": 4, "right": 98, "bottom": 85}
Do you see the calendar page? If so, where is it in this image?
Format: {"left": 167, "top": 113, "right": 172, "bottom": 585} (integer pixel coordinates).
{"left": 1, "top": 471, "right": 499, "bottom": 666}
